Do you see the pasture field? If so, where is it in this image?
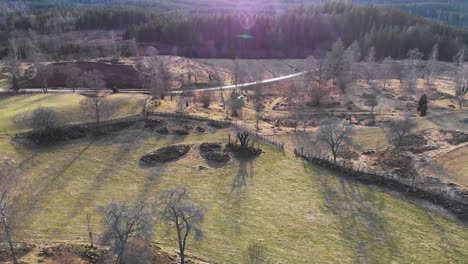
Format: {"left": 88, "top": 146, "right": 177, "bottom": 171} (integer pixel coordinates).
{"left": 0, "top": 93, "right": 148, "bottom": 134}
{"left": 0, "top": 117, "right": 466, "bottom": 263}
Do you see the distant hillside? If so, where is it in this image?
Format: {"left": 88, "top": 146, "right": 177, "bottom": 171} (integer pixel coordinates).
{"left": 357, "top": 0, "right": 468, "bottom": 29}
{"left": 6, "top": 0, "right": 468, "bottom": 28}
{"left": 2, "top": 1, "right": 468, "bottom": 61}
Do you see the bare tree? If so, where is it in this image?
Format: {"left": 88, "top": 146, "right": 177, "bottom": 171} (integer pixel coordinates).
{"left": 0, "top": 160, "right": 26, "bottom": 264}
{"left": 80, "top": 70, "right": 110, "bottom": 126}
{"left": 63, "top": 64, "right": 81, "bottom": 93}
{"left": 98, "top": 200, "right": 153, "bottom": 264}
{"left": 403, "top": 49, "right": 423, "bottom": 108}
{"left": 29, "top": 107, "right": 63, "bottom": 133}
{"left": 425, "top": 44, "right": 440, "bottom": 92}
{"left": 325, "top": 39, "right": 345, "bottom": 86}
{"left": 252, "top": 85, "right": 265, "bottom": 131}
{"left": 454, "top": 47, "right": 468, "bottom": 109}
{"left": 344, "top": 40, "right": 361, "bottom": 83}
{"left": 362, "top": 46, "right": 376, "bottom": 84}
{"left": 384, "top": 114, "right": 417, "bottom": 146}
{"left": 288, "top": 77, "right": 308, "bottom": 131}
{"left": 86, "top": 213, "right": 95, "bottom": 248}
{"left": 156, "top": 186, "right": 205, "bottom": 264}
{"left": 226, "top": 91, "right": 245, "bottom": 117}
{"left": 318, "top": 117, "right": 354, "bottom": 163}
{"left": 195, "top": 91, "right": 214, "bottom": 108}
{"left": 304, "top": 55, "right": 328, "bottom": 87}
{"left": 244, "top": 241, "right": 271, "bottom": 264}
{"left": 380, "top": 57, "right": 394, "bottom": 90}
{"left": 6, "top": 37, "right": 22, "bottom": 93}
{"left": 366, "top": 83, "right": 381, "bottom": 115}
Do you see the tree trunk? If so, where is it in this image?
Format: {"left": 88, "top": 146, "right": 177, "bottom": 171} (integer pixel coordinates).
{"left": 1, "top": 202, "right": 18, "bottom": 264}
{"left": 176, "top": 224, "right": 185, "bottom": 264}
{"left": 220, "top": 89, "right": 225, "bottom": 109}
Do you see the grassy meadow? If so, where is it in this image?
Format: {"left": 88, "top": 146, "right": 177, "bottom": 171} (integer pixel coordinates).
{"left": 0, "top": 94, "right": 467, "bottom": 263}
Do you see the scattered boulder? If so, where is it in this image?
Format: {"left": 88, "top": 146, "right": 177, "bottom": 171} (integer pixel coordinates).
{"left": 204, "top": 151, "right": 231, "bottom": 163}
{"left": 173, "top": 129, "right": 190, "bottom": 136}
{"left": 145, "top": 117, "right": 166, "bottom": 130}
{"left": 156, "top": 126, "right": 169, "bottom": 134}
{"left": 207, "top": 121, "right": 231, "bottom": 128}
{"left": 140, "top": 145, "right": 190, "bottom": 165}
{"left": 196, "top": 126, "right": 206, "bottom": 133}
{"left": 226, "top": 143, "right": 262, "bottom": 158}
{"left": 362, "top": 150, "right": 376, "bottom": 155}
{"left": 200, "top": 142, "right": 222, "bottom": 152}
{"left": 447, "top": 130, "right": 468, "bottom": 145}
{"left": 199, "top": 142, "right": 230, "bottom": 162}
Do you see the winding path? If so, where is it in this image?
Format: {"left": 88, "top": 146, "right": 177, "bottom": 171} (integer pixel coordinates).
{"left": 0, "top": 71, "right": 307, "bottom": 95}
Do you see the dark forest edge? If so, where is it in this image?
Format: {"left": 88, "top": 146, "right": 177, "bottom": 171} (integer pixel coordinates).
{"left": 1, "top": 1, "right": 468, "bottom": 61}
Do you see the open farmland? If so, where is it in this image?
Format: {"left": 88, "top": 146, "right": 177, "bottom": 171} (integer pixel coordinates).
{"left": 0, "top": 115, "right": 465, "bottom": 263}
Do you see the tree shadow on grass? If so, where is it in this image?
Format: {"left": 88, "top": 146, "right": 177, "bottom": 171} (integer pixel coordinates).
{"left": 317, "top": 174, "right": 401, "bottom": 264}
{"left": 424, "top": 211, "right": 466, "bottom": 262}
{"left": 226, "top": 158, "right": 255, "bottom": 235}
{"left": 21, "top": 139, "right": 96, "bottom": 218}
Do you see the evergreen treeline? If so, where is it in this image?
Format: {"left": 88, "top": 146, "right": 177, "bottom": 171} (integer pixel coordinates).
{"left": 2, "top": 2, "right": 468, "bottom": 61}
{"left": 124, "top": 3, "right": 468, "bottom": 60}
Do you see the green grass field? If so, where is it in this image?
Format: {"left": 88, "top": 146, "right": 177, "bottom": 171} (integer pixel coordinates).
{"left": 433, "top": 146, "right": 468, "bottom": 189}
{"left": 0, "top": 93, "right": 148, "bottom": 134}
{"left": 0, "top": 122, "right": 464, "bottom": 263}
{"left": 1, "top": 94, "right": 467, "bottom": 263}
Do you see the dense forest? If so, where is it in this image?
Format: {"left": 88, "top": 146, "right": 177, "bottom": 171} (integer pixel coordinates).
{"left": 124, "top": 3, "right": 468, "bottom": 60}
{"left": 1, "top": 1, "right": 468, "bottom": 60}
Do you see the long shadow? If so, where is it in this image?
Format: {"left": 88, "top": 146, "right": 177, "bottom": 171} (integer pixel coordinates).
{"left": 21, "top": 140, "right": 95, "bottom": 217}
{"left": 424, "top": 211, "right": 466, "bottom": 262}
{"left": 316, "top": 173, "right": 401, "bottom": 263}
{"left": 227, "top": 158, "right": 255, "bottom": 235}
{"left": 67, "top": 134, "right": 146, "bottom": 218}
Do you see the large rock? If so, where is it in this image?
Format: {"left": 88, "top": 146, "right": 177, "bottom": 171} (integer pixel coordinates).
{"left": 140, "top": 145, "right": 190, "bottom": 165}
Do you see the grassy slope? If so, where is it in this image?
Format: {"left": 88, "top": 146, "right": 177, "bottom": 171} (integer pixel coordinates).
{"left": 433, "top": 146, "right": 468, "bottom": 189}
{"left": 0, "top": 122, "right": 464, "bottom": 263}
{"left": 0, "top": 93, "right": 148, "bottom": 134}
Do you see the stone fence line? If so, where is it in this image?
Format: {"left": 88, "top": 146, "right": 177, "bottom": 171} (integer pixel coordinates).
{"left": 14, "top": 114, "right": 145, "bottom": 139}
{"left": 149, "top": 111, "right": 285, "bottom": 151}
{"left": 294, "top": 148, "right": 468, "bottom": 217}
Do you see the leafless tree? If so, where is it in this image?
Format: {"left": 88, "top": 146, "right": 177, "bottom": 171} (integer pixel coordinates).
{"left": 454, "top": 47, "right": 468, "bottom": 109}
{"left": 344, "top": 40, "right": 361, "bottom": 82}
{"left": 63, "top": 64, "right": 81, "bottom": 93}
{"left": 86, "top": 213, "right": 95, "bottom": 248}
{"left": 366, "top": 83, "right": 381, "bottom": 115}
{"left": 288, "top": 77, "right": 308, "bottom": 131}
{"left": 127, "top": 38, "right": 139, "bottom": 58}
{"left": 80, "top": 70, "right": 110, "bottom": 126}
{"left": 28, "top": 107, "right": 63, "bottom": 132}
{"left": 6, "top": 38, "right": 22, "bottom": 93}
{"left": 318, "top": 117, "right": 354, "bottom": 163}
{"left": 362, "top": 46, "right": 377, "bottom": 84}
{"left": 244, "top": 241, "right": 271, "bottom": 264}
{"left": 0, "top": 160, "right": 26, "bottom": 264}
{"left": 145, "top": 56, "right": 170, "bottom": 100}
{"left": 156, "top": 186, "right": 205, "bottom": 264}
{"left": 98, "top": 200, "right": 153, "bottom": 264}
{"left": 226, "top": 91, "right": 245, "bottom": 117}
{"left": 379, "top": 57, "right": 394, "bottom": 90}
{"left": 384, "top": 114, "right": 417, "bottom": 146}
{"left": 403, "top": 49, "right": 423, "bottom": 108}
{"left": 385, "top": 57, "right": 404, "bottom": 84}
{"left": 304, "top": 55, "right": 328, "bottom": 87}
{"left": 252, "top": 85, "right": 265, "bottom": 131}
{"left": 195, "top": 91, "right": 215, "bottom": 108}
{"left": 425, "top": 44, "right": 440, "bottom": 92}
